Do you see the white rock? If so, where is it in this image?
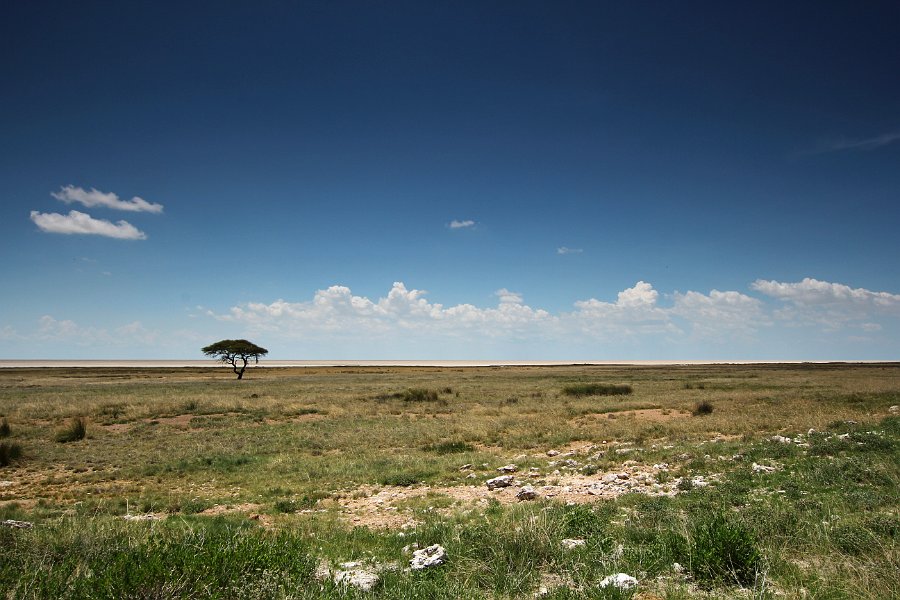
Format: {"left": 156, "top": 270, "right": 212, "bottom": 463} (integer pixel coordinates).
{"left": 752, "top": 462, "right": 776, "bottom": 473}
{"left": 599, "top": 573, "right": 638, "bottom": 590}
{"left": 546, "top": 449, "right": 560, "bottom": 457}
{"left": 672, "top": 562, "right": 684, "bottom": 573}
{"left": 516, "top": 485, "right": 538, "bottom": 501}
{"left": 497, "top": 464, "right": 518, "bottom": 473}
{"left": 334, "top": 569, "right": 379, "bottom": 591}
{"left": 410, "top": 544, "right": 446, "bottom": 570}
{"left": 771, "top": 435, "right": 792, "bottom": 444}
{"left": 122, "top": 513, "right": 161, "bottom": 521}
{"left": 561, "top": 538, "right": 586, "bottom": 550}
{"left": 0, "top": 481, "right": 15, "bottom": 488}
{"left": 459, "top": 464, "right": 473, "bottom": 471}
{"left": 1, "top": 519, "right": 33, "bottom": 529}
{"left": 889, "top": 405, "right": 899, "bottom": 414}
{"left": 486, "top": 475, "right": 515, "bottom": 490}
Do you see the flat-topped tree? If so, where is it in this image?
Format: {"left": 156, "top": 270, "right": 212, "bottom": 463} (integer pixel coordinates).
{"left": 202, "top": 339, "right": 268, "bottom": 379}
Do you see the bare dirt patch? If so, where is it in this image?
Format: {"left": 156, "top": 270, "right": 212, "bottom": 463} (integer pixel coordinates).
{"left": 575, "top": 408, "right": 690, "bottom": 424}
{"left": 332, "top": 463, "right": 677, "bottom": 529}
{"left": 199, "top": 502, "right": 263, "bottom": 516}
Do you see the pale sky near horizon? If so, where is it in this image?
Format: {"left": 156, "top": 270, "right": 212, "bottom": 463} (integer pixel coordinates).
{"left": 2, "top": 2, "right": 899, "bottom": 360}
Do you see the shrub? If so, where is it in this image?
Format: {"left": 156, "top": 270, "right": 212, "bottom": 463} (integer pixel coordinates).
{"left": 423, "top": 440, "right": 475, "bottom": 454}
{"left": 374, "top": 388, "right": 441, "bottom": 402}
{"left": 0, "top": 418, "right": 10, "bottom": 438}
{"left": 402, "top": 388, "right": 439, "bottom": 402}
{"left": 692, "top": 400, "right": 714, "bottom": 416}
{"left": 684, "top": 513, "right": 761, "bottom": 586}
{"left": 55, "top": 417, "right": 87, "bottom": 443}
{"left": 562, "top": 383, "right": 633, "bottom": 397}
{"left": 0, "top": 441, "right": 22, "bottom": 467}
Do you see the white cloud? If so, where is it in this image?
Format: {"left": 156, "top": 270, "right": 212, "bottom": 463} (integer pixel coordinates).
{"left": 751, "top": 277, "right": 900, "bottom": 330}
{"left": 495, "top": 288, "right": 524, "bottom": 304}
{"left": 51, "top": 185, "right": 164, "bottom": 213}
{"left": 448, "top": 219, "right": 475, "bottom": 229}
{"left": 752, "top": 278, "right": 900, "bottom": 308}
{"left": 810, "top": 131, "right": 900, "bottom": 154}
{"left": 671, "top": 289, "right": 767, "bottom": 336}
{"left": 30, "top": 210, "right": 147, "bottom": 240}
{"left": 557, "top": 246, "right": 583, "bottom": 255}
{"left": 34, "top": 316, "right": 158, "bottom": 346}
{"left": 214, "top": 280, "right": 774, "bottom": 350}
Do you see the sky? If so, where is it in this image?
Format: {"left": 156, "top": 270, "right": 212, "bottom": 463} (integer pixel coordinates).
{"left": 2, "top": 1, "right": 900, "bottom": 360}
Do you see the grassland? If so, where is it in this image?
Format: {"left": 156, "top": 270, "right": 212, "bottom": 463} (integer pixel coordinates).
{"left": 1, "top": 363, "right": 898, "bottom": 598}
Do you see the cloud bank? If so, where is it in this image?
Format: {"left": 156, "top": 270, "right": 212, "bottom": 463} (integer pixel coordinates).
{"left": 206, "top": 278, "right": 899, "bottom": 356}
{"left": 30, "top": 210, "right": 148, "bottom": 240}
{"left": 51, "top": 185, "right": 164, "bottom": 213}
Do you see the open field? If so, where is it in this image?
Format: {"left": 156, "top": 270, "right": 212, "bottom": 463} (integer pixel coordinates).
{"left": 1, "top": 364, "right": 899, "bottom": 598}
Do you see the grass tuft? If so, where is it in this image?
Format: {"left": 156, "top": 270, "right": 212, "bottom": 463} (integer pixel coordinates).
{"left": 55, "top": 417, "right": 87, "bottom": 443}
{"left": 0, "top": 441, "right": 22, "bottom": 467}
{"left": 562, "top": 383, "right": 632, "bottom": 397}
{"left": 692, "top": 400, "right": 715, "bottom": 416}
{"left": 0, "top": 418, "right": 10, "bottom": 438}
{"left": 684, "top": 512, "right": 761, "bottom": 586}
{"left": 423, "top": 440, "right": 475, "bottom": 454}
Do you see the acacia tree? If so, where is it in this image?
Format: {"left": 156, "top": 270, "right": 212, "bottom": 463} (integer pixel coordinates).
{"left": 202, "top": 339, "right": 268, "bottom": 379}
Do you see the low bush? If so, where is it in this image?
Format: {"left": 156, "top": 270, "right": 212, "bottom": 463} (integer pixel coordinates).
{"left": 55, "top": 417, "right": 87, "bottom": 443}
{"left": 692, "top": 400, "right": 714, "bottom": 416}
{"left": 0, "top": 441, "right": 22, "bottom": 467}
{"left": 0, "top": 418, "right": 10, "bottom": 438}
{"left": 562, "top": 383, "right": 632, "bottom": 397}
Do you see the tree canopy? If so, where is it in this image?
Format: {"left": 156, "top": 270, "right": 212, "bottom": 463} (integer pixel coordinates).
{"left": 202, "top": 339, "right": 268, "bottom": 379}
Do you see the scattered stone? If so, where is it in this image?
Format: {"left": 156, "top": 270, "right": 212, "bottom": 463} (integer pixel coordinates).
{"left": 752, "top": 462, "right": 777, "bottom": 474}
{"left": 1, "top": 520, "right": 33, "bottom": 529}
{"left": 466, "top": 473, "right": 477, "bottom": 479}
{"left": 672, "top": 562, "right": 684, "bottom": 573}
{"left": 410, "top": 544, "right": 446, "bottom": 570}
{"left": 333, "top": 568, "right": 379, "bottom": 591}
{"left": 546, "top": 449, "right": 560, "bottom": 457}
{"left": 599, "top": 573, "right": 638, "bottom": 590}
{"left": 0, "top": 481, "right": 15, "bottom": 488}
{"left": 122, "top": 513, "right": 161, "bottom": 521}
{"left": 486, "top": 475, "right": 515, "bottom": 490}
{"left": 459, "top": 464, "right": 473, "bottom": 471}
{"left": 890, "top": 405, "right": 899, "bottom": 414}
{"left": 516, "top": 485, "right": 538, "bottom": 501}
{"left": 497, "top": 464, "right": 518, "bottom": 473}
{"left": 561, "top": 538, "right": 586, "bottom": 550}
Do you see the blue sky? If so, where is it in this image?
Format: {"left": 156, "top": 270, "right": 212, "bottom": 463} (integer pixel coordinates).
{"left": 2, "top": 1, "right": 899, "bottom": 360}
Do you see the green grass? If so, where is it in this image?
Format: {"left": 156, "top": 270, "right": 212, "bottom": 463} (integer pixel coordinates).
{"left": 0, "top": 363, "right": 898, "bottom": 597}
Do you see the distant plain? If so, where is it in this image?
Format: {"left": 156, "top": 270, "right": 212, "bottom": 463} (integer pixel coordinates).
{"left": 1, "top": 363, "right": 898, "bottom": 598}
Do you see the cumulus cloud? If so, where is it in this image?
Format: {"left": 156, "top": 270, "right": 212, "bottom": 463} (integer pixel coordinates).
{"left": 557, "top": 247, "right": 583, "bottom": 255}
{"left": 752, "top": 278, "right": 900, "bottom": 308}
{"left": 448, "top": 219, "right": 475, "bottom": 229}
{"left": 51, "top": 185, "right": 164, "bottom": 213}
{"left": 30, "top": 210, "right": 147, "bottom": 240}
{"left": 751, "top": 277, "right": 900, "bottom": 330}
{"left": 205, "top": 277, "right": 900, "bottom": 354}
